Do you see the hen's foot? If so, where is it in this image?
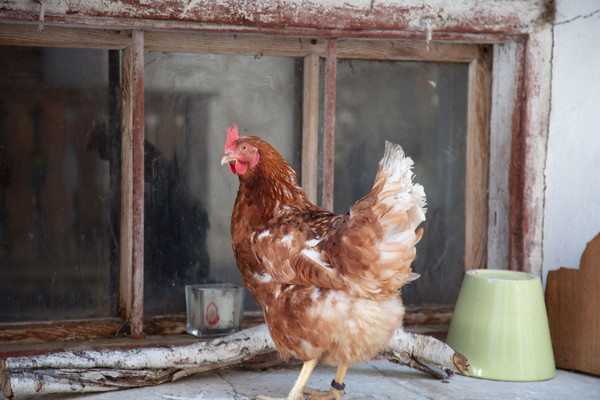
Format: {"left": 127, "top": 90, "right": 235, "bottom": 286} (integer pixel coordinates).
{"left": 255, "top": 390, "right": 343, "bottom": 400}
{"left": 256, "top": 359, "right": 319, "bottom": 400}
{"left": 303, "top": 387, "right": 344, "bottom": 400}
{"left": 303, "top": 387, "right": 329, "bottom": 396}
{"left": 303, "top": 382, "right": 345, "bottom": 400}
{"left": 255, "top": 384, "right": 344, "bottom": 400}
{"left": 302, "top": 365, "right": 347, "bottom": 400}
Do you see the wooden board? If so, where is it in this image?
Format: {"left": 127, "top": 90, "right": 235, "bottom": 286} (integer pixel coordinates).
{"left": 464, "top": 45, "right": 492, "bottom": 271}
{"left": 545, "top": 232, "right": 600, "bottom": 376}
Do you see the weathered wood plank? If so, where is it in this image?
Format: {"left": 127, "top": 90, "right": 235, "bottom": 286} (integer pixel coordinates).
{"left": 301, "top": 53, "right": 320, "bottom": 204}
{"left": 0, "top": 319, "right": 126, "bottom": 348}
{"left": 144, "top": 31, "right": 478, "bottom": 62}
{"left": 487, "top": 41, "right": 523, "bottom": 269}
{"left": 336, "top": 39, "right": 478, "bottom": 62}
{"left": 510, "top": 27, "right": 553, "bottom": 275}
{"left": 546, "top": 233, "right": 600, "bottom": 376}
{"left": 0, "top": 23, "right": 131, "bottom": 49}
{"left": 119, "top": 30, "right": 145, "bottom": 338}
{"left": 0, "top": 307, "right": 451, "bottom": 347}
{"left": 0, "top": 314, "right": 266, "bottom": 357}
{"left": 130, "top": 29, "right": 145, "bottom": 339}
{"left": 145, "top": 30, "right": 325, "bottom": 56}
{"left": 403, "top": 305, "right": 454, "bottom": 328}
{"left": 120, "top": 39, "right": 135, "bottom": 321}
{"left": 464, "top": 46, "right": 493, "bottom": 270}
{"left": 321, "top": 39, "right": 336, "bottom": 212}
{"left": 0, "top": 307, "right": 452, "bottom": 366}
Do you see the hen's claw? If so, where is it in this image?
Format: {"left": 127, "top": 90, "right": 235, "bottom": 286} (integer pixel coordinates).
{"left": 303, "top": 387, "right": 329, "bottom": 396}
{"left": 304, "top": 387, "right": 344, "bottom": 400}
{"left": 256, "top": 362, "right": 347, "bottom": 400}
{"left": 255, "top": 387, "right": 344, "bottom": 400}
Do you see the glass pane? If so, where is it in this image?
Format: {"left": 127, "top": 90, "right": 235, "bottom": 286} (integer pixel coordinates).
{"left": 143, "top": 52, "right": 303, "bottom": 314}
{"left": 333, "top": 59, "right": 468, "bottom": 305}
{"left": 0, "top": 46, "right": 119, "bottom": 322}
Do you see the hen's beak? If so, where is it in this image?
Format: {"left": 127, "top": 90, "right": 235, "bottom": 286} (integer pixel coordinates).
{"left": 220, "top": 152, "right": 236, "bottom": 166}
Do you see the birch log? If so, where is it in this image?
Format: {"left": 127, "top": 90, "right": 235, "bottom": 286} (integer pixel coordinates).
{"left": 383, "top": 329, "right": 469, "bottom": 379}
{"left": 1, "top": 324, "right": 467, "bottom": 398}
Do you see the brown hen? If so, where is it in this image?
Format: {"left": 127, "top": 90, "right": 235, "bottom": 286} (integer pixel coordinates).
{"left": 221, "top": 125, "right": 426, "bottom": 400}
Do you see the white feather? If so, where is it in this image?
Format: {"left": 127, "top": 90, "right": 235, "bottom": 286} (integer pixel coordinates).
{"left": 281, "top": 234, "right": 293, "bottom": 246}
{"left": 378, "top": 141, "right": 427, "bottom": 224}
{"left": 257, "top": 230, "right": 271, "bottom": 240}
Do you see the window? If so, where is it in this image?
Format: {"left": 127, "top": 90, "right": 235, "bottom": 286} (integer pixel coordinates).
{"left": 0, "top": 46, "right": 118, "bottom": 322}
{"left": 0, "top": 26, "right": 499, "bottom": 345}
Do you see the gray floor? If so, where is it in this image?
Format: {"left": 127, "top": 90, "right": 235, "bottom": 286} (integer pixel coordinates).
{"left": 64, "top": 359, "right": 599, "bottom": 400}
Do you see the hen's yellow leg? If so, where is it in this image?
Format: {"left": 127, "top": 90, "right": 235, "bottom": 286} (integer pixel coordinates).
{"left": 304, "top": 365, "right": 348, "bottom": 400}
{"left": 256, "top": 358, "right": 319, "bottom": 400}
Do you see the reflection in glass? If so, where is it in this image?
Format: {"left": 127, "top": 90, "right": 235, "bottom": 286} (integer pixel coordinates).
{"left": 143, "top": 52, "right": 303, "bottom": 314}
{"left": 333, "top": 59, "right": 468, "bottom": 305}
{"left": 0, "top": 46, "right": 119, "bottom": 322}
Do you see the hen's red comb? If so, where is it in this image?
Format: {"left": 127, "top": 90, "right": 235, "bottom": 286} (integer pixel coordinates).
{"left": 225, "top": 124, "right": 238, "bottom": 152}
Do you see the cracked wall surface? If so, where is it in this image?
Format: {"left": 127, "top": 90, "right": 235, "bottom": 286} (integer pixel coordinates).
{"left": 542, "top": 0, "right": 600, "bottom": 281}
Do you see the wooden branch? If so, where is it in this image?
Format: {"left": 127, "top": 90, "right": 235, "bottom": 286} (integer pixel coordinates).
{"left": 1, "top": 325, "right": 274, "bottom": 398}
{"left": 1, "top": 325, "right": 466, "bottom": 398}
{"left": 383, "top": 329, "right": 469, "bottom": 378}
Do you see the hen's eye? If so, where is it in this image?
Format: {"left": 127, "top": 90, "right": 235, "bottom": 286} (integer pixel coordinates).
{"left": 240, "top": 144, "right": 248, "bottom": 151}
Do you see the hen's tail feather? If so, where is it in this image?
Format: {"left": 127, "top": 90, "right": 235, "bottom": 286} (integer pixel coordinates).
{"left": 377, "top": 141, "right": 427, "bottom": 231}
{"left": 343, "top": 141, "right": 426, "bottom": 298}
{"left": 408, "top": 272, "right": 421, "bottom": 282}
{"left": 373, "top": 141, "right": 426, "bottom": 286}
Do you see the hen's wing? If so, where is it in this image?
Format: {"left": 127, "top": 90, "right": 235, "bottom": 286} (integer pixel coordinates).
{"left": 251, "top": 142, "right": 426, "bottom": 298}
{"left": 251, "top": 211, "right": 348, "bottom": 290}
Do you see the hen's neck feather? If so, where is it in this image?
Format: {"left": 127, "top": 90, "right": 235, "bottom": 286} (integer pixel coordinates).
{"left": 235, "top": 138, "right": 317, "bottom": 222}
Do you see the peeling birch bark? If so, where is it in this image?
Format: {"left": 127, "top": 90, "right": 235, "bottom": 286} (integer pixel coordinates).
{"left": 2, "top": 325, "right": 275, "bottom": 398}
{"left": 383, "top": 329, "right": 469, "bottom": 378}
{"left": 1, "top": 325, "right": 466, "bottom": 398}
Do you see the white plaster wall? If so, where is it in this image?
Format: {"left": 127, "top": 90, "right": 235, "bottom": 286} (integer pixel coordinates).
{"left": 543, "top": 1, "right": 600, "bottom": 282}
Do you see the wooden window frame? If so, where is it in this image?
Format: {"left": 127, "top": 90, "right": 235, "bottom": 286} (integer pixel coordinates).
{"left": 0, "top": 0, "right": 552, "bottom": 346}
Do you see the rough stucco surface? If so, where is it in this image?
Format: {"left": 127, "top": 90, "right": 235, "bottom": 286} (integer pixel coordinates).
{"left": 543, "top": 0, "right": 600, "bottom": 281}
{"left": 0, "top": 0, "right": 550, "bottom": 37}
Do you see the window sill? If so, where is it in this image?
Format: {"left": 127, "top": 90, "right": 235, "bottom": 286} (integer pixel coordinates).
{"left": 0, "top": 305, "right": 451, "bottom": 358}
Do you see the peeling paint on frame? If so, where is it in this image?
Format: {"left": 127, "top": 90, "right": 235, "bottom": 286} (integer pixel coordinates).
{"left": 1, "top": 0, "right": 553, "bottom": 39}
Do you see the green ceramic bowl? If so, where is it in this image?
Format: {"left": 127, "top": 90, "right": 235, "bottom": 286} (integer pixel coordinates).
{"left": 446, "top": 269, "right": 555, "bottom": 381}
